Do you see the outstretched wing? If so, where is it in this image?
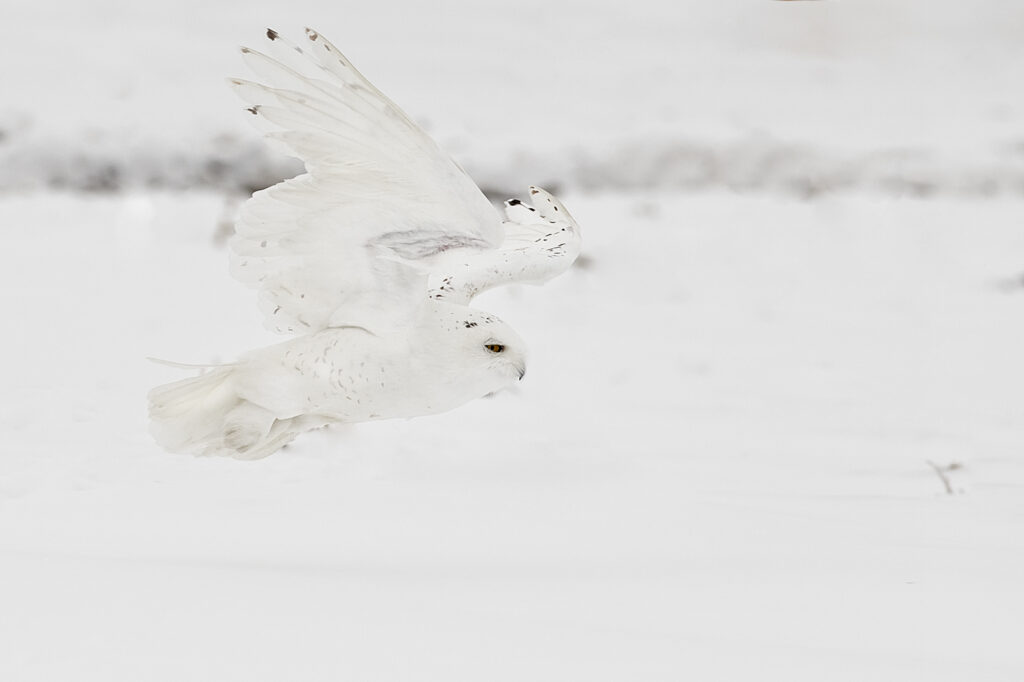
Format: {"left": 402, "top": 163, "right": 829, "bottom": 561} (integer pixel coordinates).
{"left": 229, "top": 28, "right": 503, "bottom": 334}
{"left": 427, "top": 186, "right": 582, "bottom": 303}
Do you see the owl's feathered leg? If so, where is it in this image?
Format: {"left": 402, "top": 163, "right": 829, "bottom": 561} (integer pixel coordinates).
{"left": 222, "top": 401, "right": 277, "bottom": 457}
{"left": 148, "top": 367, "right": 284, "bottom": 460}
{"left": 225, "top": 415, "right": 316, "bottom": 460}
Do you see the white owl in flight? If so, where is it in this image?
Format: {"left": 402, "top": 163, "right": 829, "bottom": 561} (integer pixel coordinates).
{"left": 148, "top": 28, "right": 581, "bottom": 459}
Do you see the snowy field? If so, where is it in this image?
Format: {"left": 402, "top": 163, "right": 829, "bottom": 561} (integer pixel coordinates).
{"left": 3, "top": 192, "right": 1022, "bottom": 680}
{"left": 4, "top": 0, "right": 1024, "bottom": 195}
{"left": 3, "top": 1, "right": 1024, "bottom": 680}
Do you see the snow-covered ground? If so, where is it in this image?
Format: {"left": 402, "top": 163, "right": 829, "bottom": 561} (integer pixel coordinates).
{"left": 2, "top": 191, "right": 1022, "bottom": 680}
{"left": 3, "top": 0, "right": 1024, "bottom": 195}
{"left": 2, "top": 1, "right": 1024, "bottom": 680}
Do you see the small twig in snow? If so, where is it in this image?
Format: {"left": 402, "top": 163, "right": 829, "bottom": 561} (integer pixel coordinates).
{"left": 926, "top": 460, "right": 962, "bottom": 495}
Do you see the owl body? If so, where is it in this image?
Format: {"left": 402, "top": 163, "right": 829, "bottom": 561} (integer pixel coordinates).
{"left": 232, "top": 302, "right": 525, "bottom": 424}
{"left": 147, "top": 28, "right": 577, "bottom": 459}
{"left": 150, "top": 302, "right": 527, "bottom": 458}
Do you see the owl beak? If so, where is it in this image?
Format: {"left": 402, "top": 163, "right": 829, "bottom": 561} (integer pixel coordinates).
{"left": 517, "top": 366, "right": 526, "bottom": 381}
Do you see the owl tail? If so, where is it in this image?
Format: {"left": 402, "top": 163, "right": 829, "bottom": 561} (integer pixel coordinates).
{"left": 148, "top": 365, "right": 241, "bottom": 455}
{"left": 148, "top": 365, "right": 308, "bottom": 460}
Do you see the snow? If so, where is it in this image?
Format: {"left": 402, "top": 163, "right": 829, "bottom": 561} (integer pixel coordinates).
{"left": 3, "top": 1, "right": 1024, "bottom": 679}
{"left": 2, "top": 191, "right": 1022, "bottom": 680}
{"left": 3, "top": 1, "right": 1024, "bottom": 194}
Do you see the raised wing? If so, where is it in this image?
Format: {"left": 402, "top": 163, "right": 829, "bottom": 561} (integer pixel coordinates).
{"left": 229, "top": 28, "right": 503, "bottom": 334}
{"left": 427, "top": 186, "right": 582, "bottom": 303}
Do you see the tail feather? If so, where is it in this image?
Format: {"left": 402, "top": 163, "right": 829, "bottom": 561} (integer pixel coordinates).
{"left": 148, "top": 366, "right": 240, "bottom": 455}
{"left": 148, "top": 365, "right": 316, "bottom": 459}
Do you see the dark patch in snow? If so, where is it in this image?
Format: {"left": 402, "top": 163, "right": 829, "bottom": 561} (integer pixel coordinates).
{"left": 5, "top": 135, "right": 1024, "bottom": 197}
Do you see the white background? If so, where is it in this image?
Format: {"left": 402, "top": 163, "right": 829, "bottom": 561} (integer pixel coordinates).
{"left": 1, "top": 2, "right": 1023, "bottom": 680}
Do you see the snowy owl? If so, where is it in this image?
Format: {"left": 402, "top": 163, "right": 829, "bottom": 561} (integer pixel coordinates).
{"left": 148, "top": 28, "right": 581, "bottom": 459}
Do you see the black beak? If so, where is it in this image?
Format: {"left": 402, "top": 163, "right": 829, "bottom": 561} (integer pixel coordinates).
{"left": 518, "top": 367, "right": 526, "bottom": 381}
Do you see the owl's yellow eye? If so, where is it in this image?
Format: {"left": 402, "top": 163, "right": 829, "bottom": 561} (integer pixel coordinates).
{"left": 484, "top": 344, "right": 505, "bottom": 353}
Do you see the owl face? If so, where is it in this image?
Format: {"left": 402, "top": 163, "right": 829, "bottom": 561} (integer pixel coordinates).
{"left": 465, "top": 316, "right": 528, "bottom": 385}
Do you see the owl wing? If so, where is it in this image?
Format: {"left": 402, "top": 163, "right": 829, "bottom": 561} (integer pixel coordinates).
{"left": 426, "top": 186, "right": 582, "bottom": 303}
{"left": 230, "top": 29, "right": 580, "bottom": 334}
{"left": 229, "top": 28, "right": 503, "bottom": 334}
